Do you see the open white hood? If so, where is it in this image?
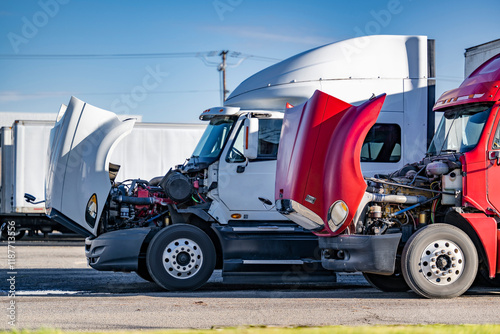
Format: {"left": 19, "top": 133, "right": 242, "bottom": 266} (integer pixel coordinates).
{"left": 45, "top": 97, "right": 135, "bottom": 236}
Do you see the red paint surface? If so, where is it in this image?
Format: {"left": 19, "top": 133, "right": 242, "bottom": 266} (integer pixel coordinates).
{"left": 435, "top": 53, "right": 500, "bottom": 275}
{"left": 276, "top": 90, "right": 385, "bottom": 236}
{"left": 460, "top": 106, "right": 499, "bottom": 214}
{"left": 434, "top": 53, "right": 500, "bottom": 112}
{"left": 498, "top": 232, "right": 500, "bottom": 274}
{"left": 460, "top": 213, "right": 498, "bottom": 277}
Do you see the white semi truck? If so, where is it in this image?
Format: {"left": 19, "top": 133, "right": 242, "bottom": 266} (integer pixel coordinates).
{"left": 45, "top": 35, "right": 436, "bottom": 290}
{"left": 0, "top": 119, "right": 205, "bottom": 239}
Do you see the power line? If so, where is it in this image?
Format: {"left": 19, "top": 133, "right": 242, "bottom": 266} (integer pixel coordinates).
{"left": 0, "top": 89, "right": 220, "bottom": 97}
{"left": 0, "top": 51, "right": 282, "bottom": 103}
{"left": 0, "top": 51, "right": 281, "bottom": 62}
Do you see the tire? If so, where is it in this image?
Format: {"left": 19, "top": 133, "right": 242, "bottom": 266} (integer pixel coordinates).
{"left": 146, "top": 224, "right": 216, "bottom": 291}
{"left": 1, "top": 229, "right": 25, "bottom": 241}
{"left": 363, "top": 254, "right": 409, "bottom": 292}
{"left": 364, "top": 272, "right": 409, "bottom": 292}
{"left": 135, "top": 267, "right": 154, "bottom": 282}
{"left": 402, "top": 224, "right": 478, "bottom": 299}
{"left": 475, "top": 265, "right": 500, "bottom": 287}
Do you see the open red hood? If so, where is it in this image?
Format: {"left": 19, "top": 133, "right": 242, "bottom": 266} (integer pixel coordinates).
{"left": 275, "top": 90, "right": 386, "bottom": 236}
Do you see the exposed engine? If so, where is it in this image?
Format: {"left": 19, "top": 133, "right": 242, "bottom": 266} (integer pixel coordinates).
{"left": 355, "top": 154, "right": 463, "bottom": 238}
{"left": 98, "top": 163, "right": 210, "bottom": 234}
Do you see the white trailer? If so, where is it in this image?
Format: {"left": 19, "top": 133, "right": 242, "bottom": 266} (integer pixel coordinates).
{"left": 465, "top": 38, "right": 500, "bottom": 77}
{"left": 0, "top": 120, "right": 205, "bottom": 239}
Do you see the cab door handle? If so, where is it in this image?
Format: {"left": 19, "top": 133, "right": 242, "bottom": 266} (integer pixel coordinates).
{"left": 488, "top": 151, "right": 500, "bottom": 165}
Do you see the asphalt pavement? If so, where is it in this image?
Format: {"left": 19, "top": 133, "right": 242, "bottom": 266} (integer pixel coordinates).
{"left": 1, "top": 239, "right": 500, "bottom": 330}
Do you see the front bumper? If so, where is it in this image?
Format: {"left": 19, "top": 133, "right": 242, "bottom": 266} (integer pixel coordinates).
{"left": 85, "top": 228, "right": 152, "bottom": 272}
{"left": 319, "top": 233, "right": 401, "bottom": 275}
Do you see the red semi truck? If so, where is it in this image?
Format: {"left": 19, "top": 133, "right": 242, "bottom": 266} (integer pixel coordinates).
{"left": 275, "top": 53, "right": 500, "bottom": 298}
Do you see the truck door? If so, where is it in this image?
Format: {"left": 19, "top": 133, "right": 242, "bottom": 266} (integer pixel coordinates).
{"left": 218, "top": 117, "right": 282, "bottom": 211}
{"left": 487, "top": 106, "right": 500, "bottom": 213}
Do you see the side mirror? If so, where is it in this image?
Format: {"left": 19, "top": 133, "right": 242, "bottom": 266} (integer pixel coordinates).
{"left": 243, "top": 117, "right": 259, "bottom": 160}
{"left": 24, "top": 193, "right": 45, "bottom": 205}
{"left": 488, "top": 151, "right": 500, "bottom": 165}
{"left": 24, "top": 193, "right": 36, "bottom": 203}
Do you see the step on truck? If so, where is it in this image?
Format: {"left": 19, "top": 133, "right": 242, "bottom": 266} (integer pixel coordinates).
{"left": 275, "top": 52, "right": 500, "bottom": 298}
{"left": 45, "top": 35, "right": 434, "bottom": 290}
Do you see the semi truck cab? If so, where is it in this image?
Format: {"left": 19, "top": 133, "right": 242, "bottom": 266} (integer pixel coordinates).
{"left": 275, "top": 53, "right": 500, "bottom": 298}
{"left": 196, "top": 107, "right": 285, "bottom": 223}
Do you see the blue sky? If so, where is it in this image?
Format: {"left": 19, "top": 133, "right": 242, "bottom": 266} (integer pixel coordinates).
{"left": 0, "top": 0, "right": 499, "bottom": 123}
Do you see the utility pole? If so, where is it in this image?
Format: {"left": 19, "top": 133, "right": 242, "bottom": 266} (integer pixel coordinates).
{"left": 197, "top": 50, "right": 279, "bottom": 105}
{"left": 218, "top": 50, "right": 229, "bottom": 102}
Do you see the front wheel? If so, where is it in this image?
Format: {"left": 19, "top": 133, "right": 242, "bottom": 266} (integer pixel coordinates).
{"left": 364, "top": 254, "right": 409, "bottom": 292}
{"left": 146, "top": 224, "right": 216, "bottom": 291}
{"left": 363, "top": 272, "right": 409, "bottom": 292}
{"left": 402, "top": 224, "right": 478, "bottom": 299}
{"left": 476, "top": 266, "right": 500, "bottom": 287}
{"left": 135, "top": 267, "right": 154, "bottom": 282}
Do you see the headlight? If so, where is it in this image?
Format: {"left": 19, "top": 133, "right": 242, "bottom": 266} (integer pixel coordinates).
{"left": 327, "top": 200, "right": 348, "bottom": 232}
{"left": 85, "top": 194, "right": 98, "bottom": 228}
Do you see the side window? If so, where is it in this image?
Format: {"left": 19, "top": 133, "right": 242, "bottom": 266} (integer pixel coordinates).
{"left": 226, "top": 124, "right": 246, "bottom": 163}
{"left": 361, "top": 124, "right": 401, "bottom": 162}
{"left": 226, "top": 118, "right": 283, "bottom": 163}
{"left": 256, "top": 119, "right": 282, "bottom": 160}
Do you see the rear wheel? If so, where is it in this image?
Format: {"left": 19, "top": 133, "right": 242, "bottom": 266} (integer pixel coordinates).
{"left": 1, "top": 229, "right": 25, "bottom": 241}
{"left": 402, "top": 224, "right": 478, "bottom": 298}
{"left": 146, "top": 224, "right": 215, "bottom": 291}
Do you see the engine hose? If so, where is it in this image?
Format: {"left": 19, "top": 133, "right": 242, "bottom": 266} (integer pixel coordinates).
{"left": 116, "top": 185, "right": 127, "bottom": 197}
{"left": 365, "top": 193, "right": 428, "bottom": 204}
{"left": 113, "top": 195, "right": 155, "bottom": 205}
{"left": 145, "top": 210, "right": 169, "bottom": 223}
{"left": 389, "top": 195, "right": 440, "bottom": 217}
{"left": 365, "top": 177, "right": 454, "bottom": 195}
{"left": 127, "top": 180, "right": 136, "bottom": 196}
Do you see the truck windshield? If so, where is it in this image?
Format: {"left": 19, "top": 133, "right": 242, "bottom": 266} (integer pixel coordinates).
{"left": 428, "top": 104, "right": 492, "bottom": 155}
{"left": 191, "top": 117, "right": 235, "bottom": 165}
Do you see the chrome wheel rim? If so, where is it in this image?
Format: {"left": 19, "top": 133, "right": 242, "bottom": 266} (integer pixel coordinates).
{"left": 162, "top": 238, "right": 203, "bottom": 279}
{"left": 419, "top": 239, "right": 464, "bottom": 285}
